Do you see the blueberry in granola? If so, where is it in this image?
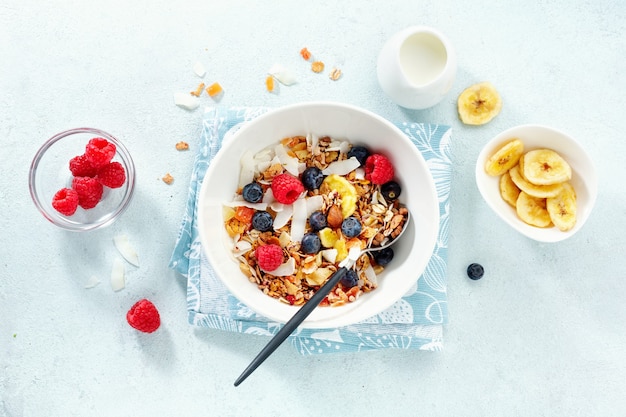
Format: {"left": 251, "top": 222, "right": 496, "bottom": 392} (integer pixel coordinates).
{"left": 301, "top": 166, "right": 325, "bottom": 190}
{"left": 347, "top": 145, "right": 370, "bottom": 166}
{"left": 340, "top": 269, "right": 359, "bottom": 288}
{"left": 301, "top": 233, "right": 321, "bottom": 254}
{"left": 309, "top": 210, "right": 327, "bottom": 231}
{"left": 381, "top": 181, "right": 402, "bottom": 201}
{"left": 242, "top": 182, "right": 263, "bottom": 203}
{"left": 252, "top": 210, "right": 273, "bottom": 232}
{"left": 373, "top": 247, "right": 394, "bottom": 266}
{"left": 341, "top": 216, "right": 362, "bottom": 238}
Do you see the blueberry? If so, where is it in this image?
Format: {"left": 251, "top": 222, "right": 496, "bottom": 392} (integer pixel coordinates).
{"left": 309, "top": 211, "right": 327, "bottom": 231}
{"left": 467, "top": 263, "right": 484, "bottom": 280}
{"left": 381, "top": 181, "right": 402, "bottom": 201}
{"left": 301, "top": 167, "right": 325, "bottom": 190}
{"left": 341, "top": 216, "right": 362, "bottom": 238}
{"left": 373, "top": 247, "right": 394, "bottom": 266}
{"left": 347, "top": 146, "right": 370, "bottom": 166}
{"left": 242, "top": 182, "right": 263, "bottom": 203}
{"left": 340, "top": 269, "right": 359, "bottom": 288}
{"left": 301, "top": 233, "right": 321, "bottom": 254}
{"left": 252, "top": 211, "right": 273, "bottom": 232}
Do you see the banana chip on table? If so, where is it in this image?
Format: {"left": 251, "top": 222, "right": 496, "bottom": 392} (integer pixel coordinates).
{"left": 457, "top": 82, "right": 503, "bottom": 125}
{"left": 485, "top": 139, "right": 578, "bottom": 232}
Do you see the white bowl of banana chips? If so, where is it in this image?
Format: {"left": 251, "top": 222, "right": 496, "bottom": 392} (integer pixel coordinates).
{"left": 476, "top": 125, "right": 597, "bottom": 243}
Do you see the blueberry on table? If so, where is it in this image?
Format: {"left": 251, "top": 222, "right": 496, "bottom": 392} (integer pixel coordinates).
{"left": 347, "top": 145, "right": 370, "bottom": 166}
{"left": 242, "top": 182, "right": 263, "bottom": 203}
{"left": 467, "top": 263, "right": 484, "bottom": 280}
{"left": 301, "top": 233, "right": 321, "bottom": 254}
{"left": 309, "top": 210, "right": 327, "bottom": 231}
{"left": 252, "top": 211, "right": 273, "bottom": 232}
{"left": 301, "top": 167, "right": 325, "bottom": 190}
{"left": 341, "top": 216, "right": 362, "bottom": 238}
{"left": 340, "top": 269, "right": 359, "bottom": 288}
{"left": 381, "top": 181, "right": 401, "bottom": 201}
{"left": 373, "top": 247, "right": 394, "bottom": 266}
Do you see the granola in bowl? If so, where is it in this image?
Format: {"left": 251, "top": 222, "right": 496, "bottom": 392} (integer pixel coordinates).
{"left": 223, "top": 134, "right": 409, "bottom": 308}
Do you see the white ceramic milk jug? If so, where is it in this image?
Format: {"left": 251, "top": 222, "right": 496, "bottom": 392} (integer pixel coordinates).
{"left": 377, "top": 26, "right": 457, "bottom": 110}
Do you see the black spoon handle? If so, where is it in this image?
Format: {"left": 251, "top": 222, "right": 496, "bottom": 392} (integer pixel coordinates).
{"left": 234, "top": 267, "right": 348, "bottom": 387}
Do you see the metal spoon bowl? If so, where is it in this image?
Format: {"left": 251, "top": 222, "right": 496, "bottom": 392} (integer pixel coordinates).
{"left": 234, "top": 210, "right": 411, "bottom": 386}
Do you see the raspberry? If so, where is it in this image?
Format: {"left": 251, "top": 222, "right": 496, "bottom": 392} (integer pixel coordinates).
{"left": 254, "top": 244, "right": 284, "bottom": 272}
{"left": 271, "top": 173, "right": 304, "bottom": 204}
{"left": 69, "top": 154, "right": 97, "bottom": 177}
{"left": 97, "top": 161, "right": 126, "bottom": 188}
{"left": 364, "top": 154, "right": 395, "bottom": 185}
{"left": 85, "top": 137, "right": 116, "bottom": 168}
{"left": 126, "top": 299, "right": 161, "bottom": 333}
{"left": 51, "top": 188, "right": 79, "bottom": 216}
{"left": 72, "top": 176, "right": 104, "bottom": 209}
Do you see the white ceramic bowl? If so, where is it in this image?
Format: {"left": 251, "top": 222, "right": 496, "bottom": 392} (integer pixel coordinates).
{"left": 197, "top": 101, "right": 440, "bottom": 328}
{"left": 476, "top": 124, "right": 597, "bottom": 243}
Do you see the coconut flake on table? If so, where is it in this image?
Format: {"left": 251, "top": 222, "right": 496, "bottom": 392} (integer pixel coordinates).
{"left": 321, "top": 156, "right": 361, "bottom": 176}
{"left": 113, "top": 234, "right": 139, "bottom": 267}
{"left": 264, "top": 257, "right": 296, "bottom": 276}
{"left": 193, "top": 62, "right": 206, "bottom": 77}
{"left": 272, "top": 204, "right": 293, "bottom": 229}
{"left": 110, "top": 257, "right": 125, "bottom": 292}
{"left": 84, "top": 275, "right": 100, "bottom": 289}
{"left": 174, "top": 92, "right": 200, "bottom": 110}
{"left": 267, "top": 64, "right": 297, "bottom": 86}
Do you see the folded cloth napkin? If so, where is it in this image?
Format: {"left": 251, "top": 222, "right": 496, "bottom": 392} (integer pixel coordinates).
{"left": 169, "top": 107, "right": 451, "bottom": 354}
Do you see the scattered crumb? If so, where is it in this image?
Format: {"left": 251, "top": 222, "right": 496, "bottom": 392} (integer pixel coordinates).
{"left": 193, "top": 62, "right": 206, "bottom": 77}
{"left": 311, "top": 61, "right": 325, "bottom": 73}
{"left": 162, "top": 173, "right": 174, "bottom": 184}
{"left": 329, "top": 67, "right": 342, "bottom": 81}
{"left": 84, "top": 275, "right": 101, "bottom": 289}
{"left": 265, "top": 75, "right": 276, "bottom": 93}
{"left": 190, "top": 82, "right": 206, "bottom": 97}
{"left": 176, "top": 141, "right": 189, "bottom": 151}
{"left": 300, "top": 47, "right": 311, "bottom": 61}
{"left": 206, "top": 82, "right": 223, "bottom": 99}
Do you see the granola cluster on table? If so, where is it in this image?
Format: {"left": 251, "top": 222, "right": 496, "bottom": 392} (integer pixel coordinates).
{"left": 222, "top": 134, "right": 408, "bottom": 307}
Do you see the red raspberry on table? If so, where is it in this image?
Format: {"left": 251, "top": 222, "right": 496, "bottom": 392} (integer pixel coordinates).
{"left": 69, "top": 154, "right": 98, "bottom": 177}
{"left": 72, "top": 176, "right": 104, "bottom": 209}
{"left": 364, "top": 154, "right": 395, "bottom": 185}
{"left": 85, "top": 137, "right": 116, "bottom": 168}
{"left": 97, "top": 161, "right": 126, "bottom": 188}
{"left": 254, "top": 244, "right": 284, "bottom": 272}
{"left": 126, "top": 299, "right": 161, "bottom": 333}
{"left": 51, "top": 188, "right": 79, "bottom": 216}
{"left": 271, "top": 173, "right": 304, "bottom": 204}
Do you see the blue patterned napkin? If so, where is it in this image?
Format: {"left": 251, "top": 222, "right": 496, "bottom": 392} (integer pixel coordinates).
{"left": 169, "top": 107, "right": 451, "bottom": 354}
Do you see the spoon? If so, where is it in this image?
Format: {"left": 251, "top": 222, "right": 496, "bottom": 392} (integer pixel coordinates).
{"left": 234, "top": 211, "right": 411, "bottom": 387}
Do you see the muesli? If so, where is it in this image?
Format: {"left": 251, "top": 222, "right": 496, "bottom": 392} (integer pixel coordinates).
{"left": 223, "top": 134, "right": 408, "bottom": 307}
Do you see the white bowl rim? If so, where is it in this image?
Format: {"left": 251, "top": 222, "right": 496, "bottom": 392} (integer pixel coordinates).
{"left": 197, "top": 100, "right": 440, "bottom": 328}
{"left": 475, "top": 123, "right": 598, "bottom": 243}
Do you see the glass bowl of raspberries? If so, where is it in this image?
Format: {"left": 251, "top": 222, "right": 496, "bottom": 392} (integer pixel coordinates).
{"left": 29, "top": 127, "right": 136, "bottom": 231}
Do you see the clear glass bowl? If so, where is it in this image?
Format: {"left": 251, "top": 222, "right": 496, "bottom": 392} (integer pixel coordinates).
{"left": 29, "top": 127, "right": 136, "bottom": 231}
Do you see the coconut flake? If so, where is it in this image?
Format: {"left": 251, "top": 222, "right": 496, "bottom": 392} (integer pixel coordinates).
{"left": 174, "top": 92, "right": 199, "bottom": 110}
{"left": 265, "top": 257, "right": 296, "bottom": 276}
{"left": 339, "top": 246, "right": 362, "bottom": 268}
{"left": 84, "top": 275, "right": 100, "bottom": 289}
{"left": 273, "top": 204, "right": 293, "bottom": 229}
{"left": 321, "top": 248, "right": 338, "bottom": 263}
{"left": 307, "top": 133, "right": 320, "bottom": 155}
{"left": 274, "top": 144, "right": 299, "bottom": 176}
{"left": 268, "top": 64, "right": 298, "bottom": 86}
{"left": 290, "top": 198, "right": 308, "bottom": 242}
{"left": 233, "top": 240, "right": 252, "bottom": 256}
{"left": 363, "top": 263, "right": 377, "bottom": 286}
{"left": 354, "top": 167, "right": 365, "bottom": 180}
{"left": 110, "top": 257, "right": 125, "bottom": 292}
{"left": 113, "top": 234, "right": 139, "bottom": 267}
{"left": 239, "top": 150, "right": 256, "bottom": 188}
{"left": 322, "top": 157, "right": 361, "bottom": 176}
{"left": 306, "top": 195, "right": 324, "bottom": 215}
{"left": 193, "top": 62, "right": 206, "bottom": 77}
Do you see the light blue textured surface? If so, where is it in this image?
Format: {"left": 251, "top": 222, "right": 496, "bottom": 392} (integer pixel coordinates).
{"left": 2, "top": 0, "right": 625, "bottom": 416}
{"left": 168, "top": 107, "right": 450, "bottom": 353}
